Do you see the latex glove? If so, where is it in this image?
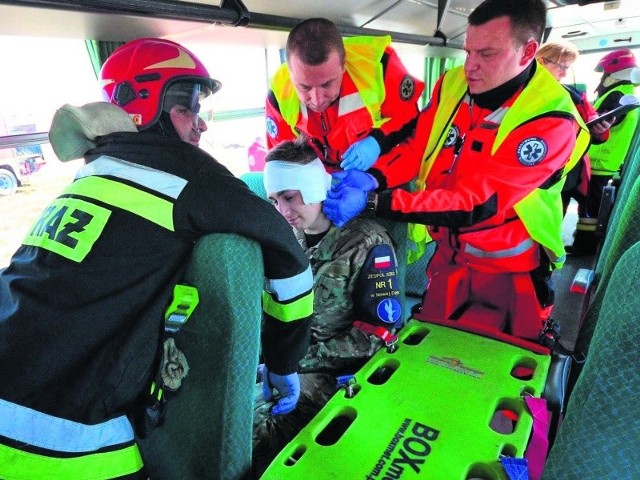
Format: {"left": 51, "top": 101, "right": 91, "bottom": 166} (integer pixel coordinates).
{"left": 330, "top": 170, "right": 378, "bottom": 193}
{"left": 323, "top": 186, "right": 367, "bottom": 228}
{"left": 340, "top": 136, "right": 381, "bottom": 171}
{"left": 261, "top": 365, "right": 300, "bottom": 415}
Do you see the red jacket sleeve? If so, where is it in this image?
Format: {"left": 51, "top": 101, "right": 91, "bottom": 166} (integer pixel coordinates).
{"left": 370, "top": 47, "right": 425, "bottom": 151}
{"left": 369, "top": 74, "right": 442, "bottom": 189}
{"left": 378, "top": 115, "right": 580, "bottom": 227}
{"left": 578, "top": 92, "right": 609, "bottom": 144}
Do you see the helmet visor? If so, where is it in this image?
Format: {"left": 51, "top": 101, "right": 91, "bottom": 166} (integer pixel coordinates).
{"left": 163, "top": 80, "right": 214, "bottom": 122}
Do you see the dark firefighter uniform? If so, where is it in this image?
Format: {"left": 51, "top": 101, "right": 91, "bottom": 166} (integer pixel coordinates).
{"left": 377, "top": 63, "right": 590, "bottom": 340}
{"left": 266, "top": 35, "right": 425, "bottom": 189}
{"left": 0, "top": 128, "right": 313, "bottom": 478}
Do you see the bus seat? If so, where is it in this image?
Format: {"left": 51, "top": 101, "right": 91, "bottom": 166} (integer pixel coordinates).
{"left": 137, "top": 233, "right": 263, "bottom": 480}
{"left": 405, "top": 240, "right": 434, "bottom": 297}
{"left": 542, "top": 240, "right": 640, "bottom": 479}
{"left": 240, "top": 171, "right": 267, "bottom": 199}
{"left": 574, "top": 173, "right": 640, "bottom": 358}
{"left": 595, "top": 137, "right": 640, "bottom": 278}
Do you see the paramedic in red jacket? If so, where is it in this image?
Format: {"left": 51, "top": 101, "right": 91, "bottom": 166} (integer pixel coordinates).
{"left": 266, "top": 17, "right": 425, "bottom": 190}
{"left": 324, "top": 0, "right": 590, "bottom": 341}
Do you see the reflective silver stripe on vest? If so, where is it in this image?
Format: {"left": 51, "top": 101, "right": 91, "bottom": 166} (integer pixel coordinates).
{"left": 0, "top": 399, "right": 135, "bottom": 453}
{"left": 464, "top": 238, "right": 535, "bottom": 259}
{"left": 76, "top": 155, "right": 188, "bottom": 199}
{"left": 338, "top": 92, "right": 366, "bottom": 116}
{"left": 267, "top": 264, "right": 313, "bottom": 301}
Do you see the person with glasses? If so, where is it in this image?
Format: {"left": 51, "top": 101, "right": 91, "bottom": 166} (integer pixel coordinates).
{"left": 324, "top": 0, "right": 591, "bottom": 343}
{"left": 536, "top": 41, "right": 611, "bottom": 251}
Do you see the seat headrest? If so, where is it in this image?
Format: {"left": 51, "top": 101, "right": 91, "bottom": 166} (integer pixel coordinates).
{"left": 48, "top": 102, "right": 138, "bottom": 162}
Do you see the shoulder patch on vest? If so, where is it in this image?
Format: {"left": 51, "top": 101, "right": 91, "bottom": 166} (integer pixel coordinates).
{"left": 266, "top": 116, "right": 278, "bottom": 139}
{"left": 517, "top": 137, "right": 547, "bottom": 166}
{"left": 354, "top": 243, "right": 402, "bottom": 326}
{"left": 444, "top": 125, "right": 460, "bottom": 148}
{"left": 400, "top": 75, "right": 415, "bottom": 100}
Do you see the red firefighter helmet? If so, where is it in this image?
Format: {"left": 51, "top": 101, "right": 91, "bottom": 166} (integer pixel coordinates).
{"left": 100, "top": 38, "right": 221, "bottom": 129}
{"left": 595, "top": 48, "right": 638, "bottom": 74}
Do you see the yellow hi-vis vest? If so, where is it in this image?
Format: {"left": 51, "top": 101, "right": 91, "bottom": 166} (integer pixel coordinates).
{"left": 407, "top": 65, "right": 591, "bottom": 268}
{"left": 270, "top": 35, "right": 391, "bottom": 132}
{"left": 589, "top": 83, "right": 640, "bottom": 176}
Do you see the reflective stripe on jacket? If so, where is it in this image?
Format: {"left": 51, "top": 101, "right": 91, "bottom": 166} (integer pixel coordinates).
{"left": 0, "top": 399, "right": 143, "bottom": 479}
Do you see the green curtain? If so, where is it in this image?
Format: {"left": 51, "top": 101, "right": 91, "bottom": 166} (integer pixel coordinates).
{"left": 422, "top": 57, "right": 464, "bottom": 104}
{"left": 85, "top": 40, "right": 124, "bottom": 79}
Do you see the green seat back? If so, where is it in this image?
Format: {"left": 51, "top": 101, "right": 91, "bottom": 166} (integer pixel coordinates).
{"left": 405, "top": 240, "right": 435, "bottom": 297}
{"left": 137, "top": 233, "right": 263, "bottom": 480}
{"left": 575, "top": 174, "right": 640, "bottom": 355}
{"left": 595, "top": 128, "right": 640, "bottom": 277}
{"left": 542, "top": 241, "right": 640, "bottom": 479}
{"left": 240, "top": 171, "right": 267, "bottom": 199}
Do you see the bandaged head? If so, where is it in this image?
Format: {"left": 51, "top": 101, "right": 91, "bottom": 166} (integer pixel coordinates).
{"left": 263, "top": 158, "right": 332, "bottom": 204}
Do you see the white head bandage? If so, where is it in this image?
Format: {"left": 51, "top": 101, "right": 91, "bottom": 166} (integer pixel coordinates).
{"left": 263, "top": 158, "right": 332, "bottom": 204}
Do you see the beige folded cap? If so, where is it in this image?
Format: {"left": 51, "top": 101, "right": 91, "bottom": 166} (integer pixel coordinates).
{"left": 48, "top": 102, "right": 138, "bottom": 162}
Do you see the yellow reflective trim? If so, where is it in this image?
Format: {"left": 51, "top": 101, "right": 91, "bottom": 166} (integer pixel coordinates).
{"left": 64, "top": 176, "right": 174, "bottom": 231}
{"left": 0, "top": 442, "right": 143, "bottom": 480}
{"left": 576, "top": 223, "right": 597, "bottom": 232}
{"left": 262, "top": 290, "right": 313, "bottom": 322}
{"left": 22, "top": 197, "right": 111, "bottom": 262}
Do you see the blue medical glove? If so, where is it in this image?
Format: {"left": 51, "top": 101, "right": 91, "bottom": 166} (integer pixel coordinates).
{"left": 340, "top": 136, "right": 381, "bottom": 171}
{"left": 323, "top": 186, "right": 367, "bottom": 227}
{"left": 260, "top": 365, "right": 300, "bottom": 415}
{"left": 330, "top": 170, "right": 378, "bottom": 193}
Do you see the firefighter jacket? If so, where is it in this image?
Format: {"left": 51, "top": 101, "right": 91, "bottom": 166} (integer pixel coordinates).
{"left": 589, "top": 82, "right": 640, "bottom": 175}
{"left": 377, "top": 63, "right": 590, "bottom": 272}
{"left": 0, "top": 128, "right": 313, "bottom": 479}
{"left": 266, "top": 35, "right": 425, "bottom": 189}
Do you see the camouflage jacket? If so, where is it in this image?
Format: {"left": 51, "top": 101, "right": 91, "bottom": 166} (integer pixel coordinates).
{"left": 295, "top": 216, "right": 400, "bottom": 374}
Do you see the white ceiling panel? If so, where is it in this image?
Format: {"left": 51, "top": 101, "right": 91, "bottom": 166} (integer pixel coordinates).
{"left": 0, "top": 0, "right": 639, "bottom": 51}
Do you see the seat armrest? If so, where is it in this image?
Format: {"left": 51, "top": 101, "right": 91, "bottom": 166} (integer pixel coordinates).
{"left": 570, "top": 268, "right": 594, "bottom": 294}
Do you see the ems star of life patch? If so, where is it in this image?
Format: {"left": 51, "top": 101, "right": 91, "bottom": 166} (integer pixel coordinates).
{"left": 266, "top": 116, "right": 278, "bottom": 139}
{"left": 517, "top": 137, "right": 548, "bottom": 166}
{"left": 400, "top": 75, "right": 415, "bottom": 100}
{"left": 444, "top": 125, "right": 460, "bottom": 147}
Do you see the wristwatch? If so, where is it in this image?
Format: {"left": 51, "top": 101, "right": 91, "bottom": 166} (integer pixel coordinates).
{"left": 366, "top": 191, "right": 377, "bottom": 212}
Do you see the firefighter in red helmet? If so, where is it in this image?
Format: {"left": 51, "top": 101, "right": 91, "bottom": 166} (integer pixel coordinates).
{"left": 570, "top": 48, "right": 640, "bottom": 255}
{"left": 0, "top": 37, "right": 313, "bottom": 479}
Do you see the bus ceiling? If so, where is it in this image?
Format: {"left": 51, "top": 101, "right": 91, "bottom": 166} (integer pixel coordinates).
{"left": 0, "top": 0, "right": 458, "bottom": 48}
{"left": 0, "top": 0, "right": 639, "bottom": 51}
